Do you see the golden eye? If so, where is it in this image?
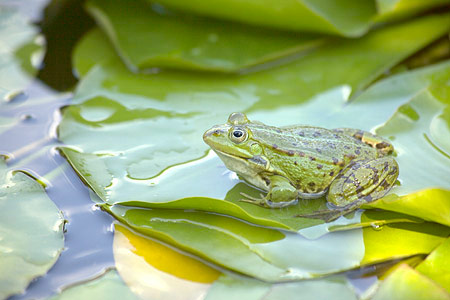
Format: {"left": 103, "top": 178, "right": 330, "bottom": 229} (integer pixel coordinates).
{"left": 230, "top": 128, "right": 248, "bottom": 143}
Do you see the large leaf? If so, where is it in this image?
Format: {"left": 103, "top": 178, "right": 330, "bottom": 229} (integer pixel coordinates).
{"left": 49, "top": 269, "right": 140, "bottom": 300}
{"left": 147, "top": 0, "right": 450, "bottom": 36}
{"left": 0, "top": 159, "right": 65, "bottom": 299}
{"left": 364, "top": 86, "right": 450, "bottom": 226}
{"left": 206, "top": 274, "right": 358, "bottom": 300}
{"left": 370, "top": 264, "right": 450, "bottom": 300}
{"left": 60, "top": 15, "right": 450, "bottom": 231}
{"left": 72, "top": 28, "right": 116, "bottom": 79}
{"left": 114, "top": 222, "right": 360, "bottom": 300}
{"left": 374, "top": 0, "right": 450, "bottom": 22}
{"left": 85, "top": 0, "right": 324, "bottom": 72}
{"left": 416, "top": 237, "right": 450, "bottom": 293}
{"left": 104, "top": 204, "right": 450, "bottom": 282}
{"left": 148, "top": 0, "right": 376, "bottom": 37}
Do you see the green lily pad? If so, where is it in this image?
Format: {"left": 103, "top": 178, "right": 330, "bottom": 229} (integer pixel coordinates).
{"left": 72, "top": 28, "right": 116, "bottom": 79}
{"left": 370, "top": 264, "right": 450, "bottom": 300}
{"left": 85, "top": 0, "right": 324, "bottom": 72}
{"left": 114, "top": 220, "right": 359, "bottom": 300}
{"left": 0, "top": 5, "right": 45, "bottom": 101}
{"left": 49, "top": 269, "right": 140, "bottom": 300}
{"left": 60, "top": 15, "right": 450, "bottom": 231}
{"left": 206, "top": 274, "right": 358, "bottom": 300}
{"left": 148, "top": 0, "right": 450, "bottom": 36}
{"left": 104, "top": 204, "right": 449, "bottom": 282}
{"left": 361, "top": 222, "right": 449, "bottom": 265}
{"left": 363, "top": 87, "right": 450, "bottom": 226}
{"left": 0, "top": 159, "right": 65, "bottom": 299}
{"left": 375, "top": 0, "right": 450, "bottom": 22}
{"left": 366, "top": 190, "right": 450, "bottom": 227}
{"left": 206, "top": 274, "right": 269, "bottom": 300}
{"left": 416, "top": 237, "right": 450, "bottom": 293}
{"left": 146, "top": 0, "right": 376, "bottom": 37}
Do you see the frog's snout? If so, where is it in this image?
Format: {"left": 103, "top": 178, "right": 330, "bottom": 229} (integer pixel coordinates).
{"left": 203, "top": 126, "right": 227, "bottom": 143}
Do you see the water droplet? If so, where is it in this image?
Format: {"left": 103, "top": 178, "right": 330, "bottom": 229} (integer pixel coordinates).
{"left": 20, "top": 114, "right": 35, "bottom": 121}
{"left": 371, "top": 223, "right": 383, "bottom": 231}
{"left": 3, "top": 90, "right": 26, "bottom": 103}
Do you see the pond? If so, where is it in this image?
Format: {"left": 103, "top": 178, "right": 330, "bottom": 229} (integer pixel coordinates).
{"left": 1, "top": 0, "right": 450, "bottom": 299}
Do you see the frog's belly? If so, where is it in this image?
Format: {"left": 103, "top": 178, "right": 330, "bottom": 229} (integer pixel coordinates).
{"left": 240, "top": 173, "right": 269, "bottom": 191}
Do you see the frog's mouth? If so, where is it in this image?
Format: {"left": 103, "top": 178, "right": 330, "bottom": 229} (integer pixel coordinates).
{"left": 213, "top": 149, "right": 268, "bottom": 169}
{"left": 212, "top": 149, "right": 249, "bottom": 162}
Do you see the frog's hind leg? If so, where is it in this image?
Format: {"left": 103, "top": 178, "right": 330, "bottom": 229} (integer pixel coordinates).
{"left": 327, "top": 156, "right": 399, "bottom": 207}
{"left": 333, "top": 128, "right": 393, "bottom": 156}
{"left": 295, "top": 157, "right": 399, "bottom": 222}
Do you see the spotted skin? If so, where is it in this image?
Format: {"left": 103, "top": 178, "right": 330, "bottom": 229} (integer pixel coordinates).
{"left": 327, "top": 156, "right": 399, "bottom": 207}
{"left": 333, "top": 128, "right": 394, "bottom": 156}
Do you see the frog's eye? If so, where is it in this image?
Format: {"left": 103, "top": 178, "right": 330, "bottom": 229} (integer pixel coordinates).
{"left": 230, "top": 128, "right": 248, "bottom": 143}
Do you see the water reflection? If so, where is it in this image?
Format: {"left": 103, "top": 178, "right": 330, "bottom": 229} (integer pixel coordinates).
{"left": 1, "top": 82, "right": 115, "bottom": 299}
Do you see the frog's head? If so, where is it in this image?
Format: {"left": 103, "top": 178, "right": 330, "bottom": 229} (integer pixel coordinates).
{"left": 203, "top": 112, "right": 268, "bottom": 170}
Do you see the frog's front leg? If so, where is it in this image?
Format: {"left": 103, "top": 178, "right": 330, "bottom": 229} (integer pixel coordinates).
{"left": 240, "top": 175, "right": 298, "bottom": 208}
{"left": 333, "top": 128, "right": 394, "bottom": 156}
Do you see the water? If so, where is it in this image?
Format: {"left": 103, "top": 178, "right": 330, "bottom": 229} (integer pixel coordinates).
{"left": 1, "top": 81, "right": 115, "bottom": 300}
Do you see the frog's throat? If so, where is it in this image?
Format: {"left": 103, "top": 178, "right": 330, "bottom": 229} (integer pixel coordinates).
{"left": 213, "top": 149, "right": 269, "bottom": 170}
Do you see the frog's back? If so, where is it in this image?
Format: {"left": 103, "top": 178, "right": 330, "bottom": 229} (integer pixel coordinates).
{"left": 249, "top": 124, "right": 378, "bottom": 194}
{"left": 250, "top": 124, "right": 376, "bottom": 160}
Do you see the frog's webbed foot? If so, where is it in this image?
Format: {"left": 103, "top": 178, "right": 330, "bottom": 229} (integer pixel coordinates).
{"left": 239, "top": 192, "right": 272, "bottom": 208}
{"left": 239, "top": 192, "right": 298, "bottom": 208}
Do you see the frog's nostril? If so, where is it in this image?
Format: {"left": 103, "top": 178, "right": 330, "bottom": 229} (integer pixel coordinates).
{"left": 203, "top": 128, "right": 220, "bottom": 139}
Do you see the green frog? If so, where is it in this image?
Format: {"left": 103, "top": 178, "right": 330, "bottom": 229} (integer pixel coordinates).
{"left": 203, "top": 112, "right": 399, "bottom": 221}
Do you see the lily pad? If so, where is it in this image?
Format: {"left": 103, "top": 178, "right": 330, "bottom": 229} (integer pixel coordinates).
{"left": 146, "top": 0, "right": 377, "bottom": 37}
{"left": 72, "top": 28, "right": 116, "bottom": 79}
{"left": 104, "top": 204, "right": 450, "bottom": 282}
{"left": 364, "top": 87, "right": 450, "bottom": 226}
{"left": 370, "top": 264, "right": 450, "bottom": 300}
{"left": 416, "top": 237, "right": 450, "bottom": 293}
{"left": 60, "top": 15, "right": 450, "bottom": 231}
{"left": 206, "top": 274, "right": 358, "bottom": 300}
{"left": 147, "top": 0, "right": 450, "bottom": 37}
{"left": 0, "top": 159, "right": 65, "bottom": 299}
{"left": 0, "top": 5, "right": 45, "bottom": 102}
{"left": 114, "top": 222, "right": 360, "bottom": 300}
{"left": 85, "top": 0, "right": 325, "bottom": 72}
{"left": 375, "top": 0, "right": 450, "bottom": 22}
{"left": 49, "top": 269, "right": 140, "bottom": 300}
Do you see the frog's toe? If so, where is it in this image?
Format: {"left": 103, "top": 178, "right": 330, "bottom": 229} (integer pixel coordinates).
{"left": 239, "top": 192, "right": 265, "bottom": 202}
{"left": 239, "top": 192, "right": 297, "bottom": 208}
{"left": 239, "top": 192, "right": 270, "bottom": 207}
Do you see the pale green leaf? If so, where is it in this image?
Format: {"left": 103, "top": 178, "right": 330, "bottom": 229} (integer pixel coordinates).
{"left": 85, "top": 0, "right": 324, "bottom": 72}
{"left": 49, "top": 269, "right": 140, "bottom": 300}
{"left": 0, "top": 159, "right": 65, "bottom": 299}
{"left": 371, "top": 264, "right": 450, "bottom": 300}
{"left": 416, "top": 237, "right": 450, "bottom": 293}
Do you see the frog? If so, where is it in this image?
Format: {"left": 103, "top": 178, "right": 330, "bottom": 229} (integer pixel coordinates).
{"left": 203, "top": 112, "right": 399, "bottom": 222}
